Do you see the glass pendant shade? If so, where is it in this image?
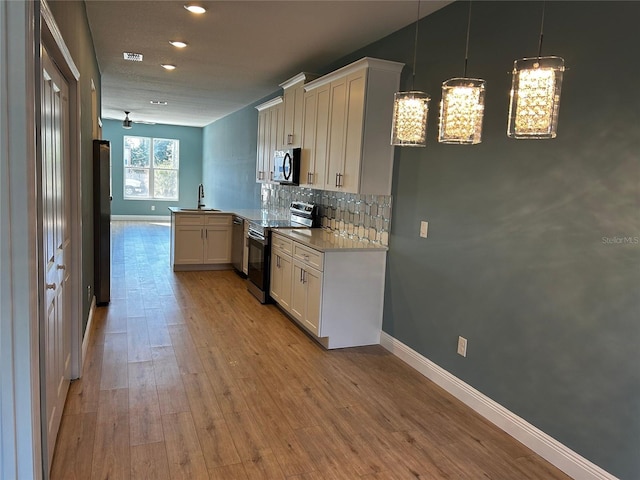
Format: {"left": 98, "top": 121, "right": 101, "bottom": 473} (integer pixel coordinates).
{"left": 507, "top": 56, "right": 564, "bottom": 139}
{"left": 438, "top": 78, "right": 486, "bottom": 144}
{"left": 391, "top": 91, "right": 430, "bottom": 147}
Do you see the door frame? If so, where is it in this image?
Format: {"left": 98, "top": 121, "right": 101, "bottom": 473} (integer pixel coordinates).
{"left": 40, "top": 0, "right": 82, "bottom": 381}
{"left": 39, "top": 0, "right": 83, "bottom": 473}
{"left": 0, "top": 1, "right": 82, "bottom": 478}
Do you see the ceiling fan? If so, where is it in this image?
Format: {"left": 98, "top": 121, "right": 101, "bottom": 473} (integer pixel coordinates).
{"left": 122, "top": 111, "right": 156, "bottom": 129}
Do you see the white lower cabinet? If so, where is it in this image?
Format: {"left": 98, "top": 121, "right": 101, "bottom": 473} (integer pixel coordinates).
{"left": 291, "top": 260, "right": 322, "bottom": 336}
{"left": 270, "top": 231, "right": 386, "bottom": 349}
{"left": 174, "top": 224, "right": 207, "bottom": 264}
{"left": 204, "top": 223, "right": 232, "bottom": 264}
{"left": 171, "top": 213, "right": 232, "bottom": 270}
{"left": 270, "top": 248, "right": 293, "bottom": 311}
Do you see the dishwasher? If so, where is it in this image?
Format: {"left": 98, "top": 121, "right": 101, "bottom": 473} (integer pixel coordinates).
{"left": 231, "top": 216, "right": 246, "bottom": 277}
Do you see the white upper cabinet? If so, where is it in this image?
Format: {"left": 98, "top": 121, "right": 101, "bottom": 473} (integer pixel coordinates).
{"left": 300, "top": 83, "right": 330, "bottom": 189}
{"left": 255, "top": 96, "right": 283, "bottom": 183}
{"left": 280, "top": 73, "right": 317, "bottom": 149}
{"left": 303, "top": 57, "right": 403, "bottom": 195}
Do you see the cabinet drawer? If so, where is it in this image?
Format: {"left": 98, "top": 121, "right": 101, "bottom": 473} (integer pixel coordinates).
{"left": 272, "top": 233, "right": 293, "bottom": 255}
{"left": 175, "top": 214, "right": 205, "bottom": 225}
{"left": 206, "top": 215, "right": 232, "bottom": 226}
{"left": 293, "top": 243, "right": 324, "bottom": 271}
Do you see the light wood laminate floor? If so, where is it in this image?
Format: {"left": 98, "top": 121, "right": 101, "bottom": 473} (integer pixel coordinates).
{"left": 51, "top": 221, "right": 572, "bottom": 479}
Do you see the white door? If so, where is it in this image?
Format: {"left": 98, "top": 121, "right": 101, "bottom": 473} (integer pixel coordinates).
{"left": 41, "top": 44, "right": 72, "bottom": 471}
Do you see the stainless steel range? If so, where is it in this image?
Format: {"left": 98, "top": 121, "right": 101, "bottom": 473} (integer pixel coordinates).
{"left": 247, "top": 201, "right": 317, "bottom": 303}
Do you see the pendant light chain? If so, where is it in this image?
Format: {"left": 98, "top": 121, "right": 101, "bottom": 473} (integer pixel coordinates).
{"left": 463, "top": 0, "right": 472, "bottom": 78}
{"left": 411, "top": 0, "right": 421, "bottom": 91}
{"left": 537, "top": 1, "right": 546, "bottom": 58}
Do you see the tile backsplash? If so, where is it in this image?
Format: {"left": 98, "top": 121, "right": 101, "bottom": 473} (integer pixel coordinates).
{"left": 261, "top": 184, "right": 392, "bottom": 246}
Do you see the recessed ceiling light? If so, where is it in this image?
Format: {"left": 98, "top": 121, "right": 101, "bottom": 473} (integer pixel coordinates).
{"left": 161, "top": 64, "right": 177, "bottom": 71}
{"left": 123, "top": 52, "right": 143, "bottom": 62}
{"left": 169, "top": 41, "right": 188, "bottom": 48}
{"left": 184, "top": 4, "right": 206, "bottom": 14}
{"left": 150, "top": 100, "right": 168, "bottom": 105}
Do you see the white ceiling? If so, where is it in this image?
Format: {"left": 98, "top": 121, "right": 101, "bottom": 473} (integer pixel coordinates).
{"left": 85, "top": 0, "right": 450, "bottom": 128}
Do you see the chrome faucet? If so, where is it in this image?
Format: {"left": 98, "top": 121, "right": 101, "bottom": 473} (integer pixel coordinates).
{"left": 197, "top": 183, "right": 205, "bottom": 208}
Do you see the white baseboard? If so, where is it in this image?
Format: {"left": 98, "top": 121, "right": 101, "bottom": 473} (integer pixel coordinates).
{"left": 81, "top": 296, "right": 96, "bottom": 371}
{"left": 379, "top": 332, "right": 618, "bottom": 480}
{"left": 111, "top": 215, "right": 171, "bottom": 222}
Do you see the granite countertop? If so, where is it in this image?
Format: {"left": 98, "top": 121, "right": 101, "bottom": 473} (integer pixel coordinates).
{"left": 168, "top": 207, "right": 290, "bottom": 222}
{"left": 274, "top": 228, "right": 388, "bottom": 252}
{"left": 168, "top": 207, "right": 225, "bottom": 214}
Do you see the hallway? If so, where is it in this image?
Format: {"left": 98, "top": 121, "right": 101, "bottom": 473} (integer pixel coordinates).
{"left": 51, "top": 221, "right": 571, "bottom": 479}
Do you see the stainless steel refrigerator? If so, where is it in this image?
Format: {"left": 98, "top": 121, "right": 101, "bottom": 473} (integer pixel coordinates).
{"left": 93, "top": 139, "right": 111, "bottom": 305}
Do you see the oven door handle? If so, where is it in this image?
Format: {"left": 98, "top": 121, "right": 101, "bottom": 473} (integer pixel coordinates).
{"left": 247, "top": 230, "right": 266, "bottom": 242}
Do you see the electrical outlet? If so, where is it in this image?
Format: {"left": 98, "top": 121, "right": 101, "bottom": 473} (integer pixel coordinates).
{"left": 420, "top": 221, "right": 428, "bottom": 238}
{"left": 151, "top": 205, "right": 156, "bottom": 211}
{"left": 457, "top": 336, "right": 468, "bottom": 357}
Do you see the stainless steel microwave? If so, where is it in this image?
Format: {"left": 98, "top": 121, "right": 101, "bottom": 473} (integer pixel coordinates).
{"left": 273, "top": 148, "right": 300, "bottom": 185}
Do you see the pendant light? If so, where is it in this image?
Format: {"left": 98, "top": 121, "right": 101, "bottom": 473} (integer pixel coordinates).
{"left": 391, "top": 0, "right": 430, "bottom": 147}
{"left": 122, "top": 111, "right": 132, "bottom": 129}
{"left": 507, "top": 2, "right": 564, "bottom": 139}
{"left": 438, "top": 1, "right": 485, "bottom": 145}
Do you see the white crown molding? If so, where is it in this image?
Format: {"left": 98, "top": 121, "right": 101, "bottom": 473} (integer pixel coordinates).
{"left": 379, "top": 332, "right": 618, "bottom": 480}
{"left": 279, "top": 72, "right": 319, "bottom": 90}
{"left": 255, "top": 96, "right": 283, "bottom": 111}
{"left": 304, "top": 57, "right": 405, "bottom": 92}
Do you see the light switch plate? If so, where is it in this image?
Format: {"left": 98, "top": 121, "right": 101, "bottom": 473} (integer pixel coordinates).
{"left": 457, "top": 336, "right": 467, "bottom": 357}
{"left": 420, "top": 221, "right": 428, "bottom": 238}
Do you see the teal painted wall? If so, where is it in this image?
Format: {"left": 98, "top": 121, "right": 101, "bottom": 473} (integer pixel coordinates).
{"left": 202, "top": 102, "right": 263, "bottom": 210}
{"left": 201, "top": 2, "right": 640, "bottom": 478}
{"left": 102, "top": 120, "right": 203, "bottom": 215}
{"left": 48, "top": 0, "right": 102, "bottom": 332}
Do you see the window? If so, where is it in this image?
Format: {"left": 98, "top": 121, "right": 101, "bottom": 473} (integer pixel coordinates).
{"left": 123, "top": 136, "right": 179, "bottom": 200}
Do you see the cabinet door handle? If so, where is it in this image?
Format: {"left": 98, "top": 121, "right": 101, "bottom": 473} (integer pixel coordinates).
{"left": 56, "top": 264, "right": 65, "bottom": 270}
{"left": 205, "top": 229, "right": 208, "bottom": 238}
{"left": 302, "top": 270, "right": 307, "bottom": 284}
{"left": 335, "top": 172, "right": 339, "bottom": 187}
{"left": 46, "top": 282, "right": 56, "bottom": 290}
